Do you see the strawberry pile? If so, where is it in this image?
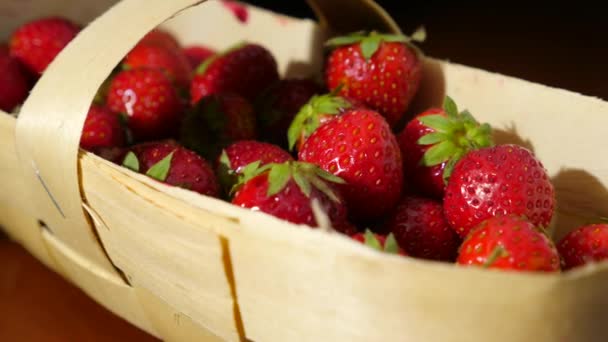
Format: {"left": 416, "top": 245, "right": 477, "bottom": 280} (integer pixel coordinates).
{"left": 4, "top": 16, "right": 608, "bottom": 274}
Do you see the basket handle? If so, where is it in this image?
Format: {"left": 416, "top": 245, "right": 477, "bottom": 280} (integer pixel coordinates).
{"left": 13, "top": 0, "right": 400, "bottom": 272}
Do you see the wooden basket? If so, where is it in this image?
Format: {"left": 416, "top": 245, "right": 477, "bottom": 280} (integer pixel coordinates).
{"left": 2, "top": 0, "right": 608, "bottom": 341}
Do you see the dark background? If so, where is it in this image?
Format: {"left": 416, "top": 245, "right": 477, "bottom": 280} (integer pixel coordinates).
{"left": 1, "top": 1, "right": 606, "bottom": 341}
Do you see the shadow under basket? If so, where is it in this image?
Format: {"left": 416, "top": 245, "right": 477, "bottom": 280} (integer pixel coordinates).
{"left": 2, "top": 0, "right": 608, "bottom": 341}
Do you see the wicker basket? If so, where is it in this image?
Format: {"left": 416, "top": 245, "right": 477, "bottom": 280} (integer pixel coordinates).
{"left": 2, "top": 0, "right": 608, "bottom": 341}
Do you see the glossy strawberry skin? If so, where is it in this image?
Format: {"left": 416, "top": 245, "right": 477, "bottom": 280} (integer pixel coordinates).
{"left": 444, "top": 144, "right": 555, "bottom": 238}
{"left": 181, "top": 92, "right": 256, "bottom": 161}
{"left": 298, "top": 109, "right": 403, "bottom": 221}
{"left": 557, "top": 223, "right": 608, "bottom": 270}
{"left": 351, "top": 232, "right": 407, "bottom": 255}
{"left": 139, "top": 29, "right": 181, "bottom": 50}
{"left": 220, "top": 140, "right": 293, "bottom": 174}
{"left": 325, "top": 41, "right": 421, "bottom": 127}
{"left": 80, "top": 105, "right": 125, "bottom": 151}
{"left": 398, "top": 108, "right": 447, "bottom": 199}
{"left": 190, "top": 43, "right": 279, "bottom": 104}
{"left": 232, "top": 173, "right": 351, "bottom": 233}
{"left": 457, "top": 215, "right": 560, "bottom": 272}
{"left": 183, "top": 45, "right": 216, "bottom": 69}
{"left": 107, "top": 68, "right": 184, "bottom": 141}
{"left": 128, "top": 141, "right": 219, "bottom": 197}
{"left": 0, "top": 47, "right": 29, "bottom": 112}
{"left": 384, "top": 196, "right": 461, "bottom": 261}
{"left": 9, "top": 17, "right": 80, "bottom": 75}
{"left": 256, "top": 78, "right": 322, "bottom": 147}
{"left": 123, "top": 44, "right": 192, "bottom": 88}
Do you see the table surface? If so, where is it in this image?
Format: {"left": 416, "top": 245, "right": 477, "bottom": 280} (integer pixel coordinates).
{"left": 1, "top": 1, "right": 606, "bottom": 341}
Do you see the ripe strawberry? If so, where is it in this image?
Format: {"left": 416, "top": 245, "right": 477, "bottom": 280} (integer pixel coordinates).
{"left": 287, "top": 90, "right": 353, "bottom": 152}
{"left": 0, "top": 47, "right": 29, "bottom": 112}
{"left": 9, "top": 17, "right": 80, "bottom": 75}
{"left": 180, "top": 92, "right": 256, "bottom": 160}
{"left": 121, "top": 141, "right": 219, "bottom": 197}
{"left": 183, "top": 45, "right": 216, "bottom": 69}
{"left": 123, "top": 43, "right": 192, "bottom": 88}
{"left": 138, "top": 29, "right": 181, "bottom": 50}
{"left": 457, "top": 215, "right": 560, "bottom": 272}
{"left": 256, "top": 78, "right": 322, "bottom": 147}
{"left": 557, "top": 223, "right": 608, "bottom": 270}
{"left": 190, "top": 43, "right": 279, "bottom": 104}
{"left": 217, "top": 140, "right": 293, "bottom": 194}
{"left": 80, "top": 105, "right": 125, "bottom": 151}
{"left": 398, "top": 96, "right": 492, "bottom": 199}
{"left": 299, "top": 108, "right": 403, "bottom": 221}
{"left": 107, "top": 67, "right": 184, "bottom": 141}
{"left": 231, "top": 161, "right": 352, "bottom": 233}
{"left": 324, "top": 29, "right": 425, "bottom": 127}
{"left": 383, "top": 195, "right": 461, "bottom": 261}
{"left": 444, "top": 144, "right": 555, "bottom": 238}
{"left": 351, "top": 229, "right": 407, "bottom": 256}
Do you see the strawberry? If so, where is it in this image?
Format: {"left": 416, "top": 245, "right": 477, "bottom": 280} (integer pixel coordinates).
{"left": 180, "top": 92, "right": 256, "bottom": 161}
{"left": 107, "top": 67, "right": 184, "bottom": 141}
{"left": 383, "top": 195, "right": 461, "bottom": 261}
{"left": 298, "top": 108, "right": 403, "bottom": 221}
{"left": 557, "top": 223, "right": 608, "bottom": 270}
{"left": 217, "top": 140, "right": 293, "bottom": 194}
{"left": 351, "top": 229, "right": 407, "bottom": 256}
{"left": 138, "top": 29, "right": 181, "bottom": 50}
{"left": 398, "top": 96, "right": 493, "bottom": 199}
{"left": 287, "top": 90, "right": 353, "bottom": 152}
{"left": 121, "top": 141, "right": 219, "bottom": 197}
{"left": 324, "top": 29, "right": 425, "bottom": 127}
{"left": 190, "top": 42, "right": 279, "bottom": 104}
{"left": 443, "top": 144, "right": 555, "bottom": 238}
{"left": 9, "top": 17, "right": 80, "bottom": 75}
{"left": 457, "top": 215, "right": 560, "bottom": 272}
{"left": 256, "top": 78, "right": 322, "bottom": 147}
{"left": 0, "top": 47, "right": 29, "bottom": 112}
{"left": 80, "top": 105, "right": 125, "bottom": 151}
{"left": 183, "top": 45, "right": 216, "bottom": 69}
{"left": 123, "top": 43, "right": 192, "bottom": 88}
{"left": 231, "top": 160, "right": 352, "bottom": 233}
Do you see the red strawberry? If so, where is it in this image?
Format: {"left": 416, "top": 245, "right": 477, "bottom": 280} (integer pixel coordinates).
{"left": 351, "top": 229, "right": 407, "bottom": 256}
{"left": 217, "top": 140, "right": 293, "bottom": 193}
{"left": 383, "top": 195, "right": 461, "bottom": 261}
{"left": 324, "top": 29, "right": 425, "bottom": 127}
{"left": 0, "top": 47, "right": 29, "bottom": 112}
{"left": 398, "top": 96, "right": 493, "bottom": 199}
{"left": 190, "top": 43, "right": 279, "bottom": 104}
{"left": 139, "top": 29, "right": 181, "bottom": 50}
{"left": 298, "top": 108, "right": 403, "bottom": 221}
{"left": 80, "top": 105, "right": 125, "bottom": 151}
{"left": 9, "top": 17, "right": 80, "bottom": 75}
{"left": 107, "top": 67, "right": 184, "bottom": 141}
{"left": 180, "top": 92, "right": 256, "bottom": 160}
{"left": 121, "top": 141, "right": 219, "bottom": 197}
{"left": 256, "top": 78, "right": 322, "bottom": 147}
{"left": 232, "top": 161, "right": 352, "bottom": 233}
{"left": 287, "top": 90, "right": 353, "bottom": 152}
{"left": 457, "top": 215, "right": 560, "bottom": 272}
{"left": 557, "top": 223, "right": 608, "bottom": 270}
{"left": 183, "top": 45, "right": 216, "bottom": 69}
{"left": 123, "top": 43, "right": 192, "bottom": 88}
{"left": 444, "top": 144, "right": 555, "bottom": 238}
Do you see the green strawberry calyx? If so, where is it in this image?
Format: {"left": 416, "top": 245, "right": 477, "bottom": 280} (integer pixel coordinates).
{"left": 417, "top": 95, "right": 494, "bottom": 184}
{"left": 325, "top": 27, "right": 426, "bottom": 60}
{"left": 231, "top": 160, "right": 345, "bottom": 202}
{"left": 287, "top": 87, "right": 352, "bottom": 151}
{"left": 122, "top": 150, "right": 174, "bottom": 182}
{"left": 363, "top": 229, "right": 400, "bottom": 254}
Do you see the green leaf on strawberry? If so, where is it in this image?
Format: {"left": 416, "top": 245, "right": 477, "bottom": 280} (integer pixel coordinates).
{"left": 416, "top": 95, "right": 493, "bottom": 183}
{"left": 122, "top": 151, "right": 140, "bottom": 172}
{"left": 146, "top": 151, "right": 174, "bottom": 181}
{"left": 325, "top": 27, "right": 426, "bottom": 60}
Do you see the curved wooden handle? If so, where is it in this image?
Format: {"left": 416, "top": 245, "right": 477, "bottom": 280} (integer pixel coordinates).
{"left": 307, "top": 0, "right": 401, "bottom": 35}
